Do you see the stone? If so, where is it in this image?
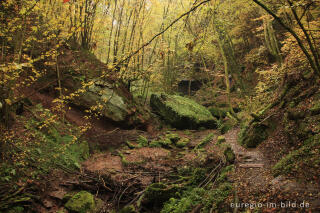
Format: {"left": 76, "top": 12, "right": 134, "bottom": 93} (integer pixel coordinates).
{"left": 75, "top": 79, "right": 129, "bottom": 122}
{"left": 150, "top": 93, "right": 217, "bottom": 129}
{"left": 65, "top": 191, "right": 95, "bottom": 213}
{"left": 240, "top": 122, "right": 268, "bottom": 148}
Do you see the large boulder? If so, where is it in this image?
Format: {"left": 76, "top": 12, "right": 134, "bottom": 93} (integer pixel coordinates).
{"left": 239, "top": 122, "right": 268, "bottom": 148}
{"left": 150, "top": 93, "right": 217, "bottom": 129}
{"left": 65, "top": 191, "right": 95, "bottom": 213}
{"left": 74, "top": 79, "right": 130, "bottom": 122}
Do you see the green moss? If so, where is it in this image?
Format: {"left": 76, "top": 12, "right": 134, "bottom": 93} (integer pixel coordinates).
{"left": 150, "top": 94, "right": 217, "bottom": 129}
{"left": 137, "top": 135, "right": 148, "bottom": 147}
{"left": 194, "top": 133, "right": 214, "bottom": 149}
{"left": 119, "top": 205, "right": 136, "bottom": 213}
{"left": 161, "top": 165, "right": 234, "bottom": 213}
{"left": 6, "top": 206, "right": 24, "bottom": 213}
{"left": 190, "top": 168, "right": 207, "bottom": 185}
{"left": 125, "top": 140, "right": 136, "bottom": 149}
{"left": 208, "top": 107, "right": 227, "bottom": 119}
{"left": 272, "top": 135, "right": 320, "bottom": 177}
{"left": 166, "top": 133, "right": 181, "bottom": 144}
{"left": 217, "top": 136, "right": 226, "bottom": 144}
{"left": 65, "top": 191, "right": 95, "bottom": 213}
{"left": 161, "top": 188, "right": 206, "bottom": 213}
{"left": 202, "top": 182, "right": 233, "bottom": 212}
{"left": 239, "top": 122, "right": 268, "bottom": 148}
{"left": 139, "top": 183, "right": 182, "bottom": 209}
{"left": 150, "top": 138, "right": 172, "bottom": 148}
{"left": 166, "top": 95, "right": 213, "bottom": 121}
{"left": 223, "top": 146, "right": 235, "bottom": 164}
{"left": 176, "top": 138, "right": 190, "bottom": 148}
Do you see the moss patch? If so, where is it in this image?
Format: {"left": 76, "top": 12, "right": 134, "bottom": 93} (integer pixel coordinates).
{"left": 150, "top": 93, "right": 217, "bottom": 129}
{"left": 194, "top": 133, "right": 214, "bottom": 149}
{"left": 65, "top": 191, "right": 95, "bottom": 213}
{"left": 239, "top": 122, "right": 268, "bottom": 148}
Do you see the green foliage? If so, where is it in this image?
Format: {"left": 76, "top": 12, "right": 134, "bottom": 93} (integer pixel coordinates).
{"left": 161, "top": 188, "right": 206, "bottom": 213}
{"left": 217, "top": 136, "right": 226, "bottom": 144}
{"left": 119, "top": 205, "right": 137, "bottom": 213}
{"left": 194, "top": 133, "right": 214, "bottom": 149}
{"left": 272, "top": 135, "right": 320, "bottom": 177}
{"left": 137, "top": 135, "right": 149, "bottom": 148}
{"left": 239, "top": 122, "right": 268, "bottom": 148}
{"left": 65, "top": 191, "right": 95, "bottom": 213}
{"left": 139, "top": 183, "right": 182, "bottom": 209}
{"left": 161, "top": 165, "right": 234, "bottom": 213}
{"left": 208, "top": 107, "right": 227, "bottom": 119}
{"left": 176, "top": 138, "right": 190, "bottom": 148}
{"left": 224, "top": 146, "right": 235, "bottom": 164}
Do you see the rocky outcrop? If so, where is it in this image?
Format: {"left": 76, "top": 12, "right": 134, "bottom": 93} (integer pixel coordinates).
{"left": 74, "top": 79, "right": 129, "bottom": 122}
{"left": 150, "top": 93, "right": 217, "bottom": 129}
{"left": 65, "top": 191, "right": 95, "bottom": 213}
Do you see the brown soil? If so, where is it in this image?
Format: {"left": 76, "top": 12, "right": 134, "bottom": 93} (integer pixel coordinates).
{"left": 225, "top": 128, "right": 320, "bottom": 212}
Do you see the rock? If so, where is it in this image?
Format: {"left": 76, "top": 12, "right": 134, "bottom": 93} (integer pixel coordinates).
{"left": 150, "top": 93, "right": 217, "bottom": 129}
{"left": 65, "top": 191, "right": 95, "bottom": 213}
{"left": 239, "top": 122, "right": 268, "bottom": 148}
{"left": 74, "top": 79, "right": 129, "bottom": 122}
{"left": 138, "top": 183, "right": 181, "bottom": 209}
{"left": 224, "top": 146, "right": 235, "bottom": 164}
{"left": 165, "top": 133, "right": 180, "bottom": 144}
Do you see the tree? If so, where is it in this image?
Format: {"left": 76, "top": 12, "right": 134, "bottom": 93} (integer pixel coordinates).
{"left": 252, "top": 0, "right": 320, "bottom": 76}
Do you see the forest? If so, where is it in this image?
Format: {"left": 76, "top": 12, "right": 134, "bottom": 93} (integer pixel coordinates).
{"left": 0, "top": 0, "right": 320, "bottom": 212}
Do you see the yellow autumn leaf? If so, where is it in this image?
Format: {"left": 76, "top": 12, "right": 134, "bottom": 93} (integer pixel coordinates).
{"left": 5, "top": 99, "right": 12, "bottom": 105}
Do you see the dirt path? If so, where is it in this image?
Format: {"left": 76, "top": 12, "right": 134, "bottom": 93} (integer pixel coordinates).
{"left": 224, "top": 128, "right": 320, "bottom": 212}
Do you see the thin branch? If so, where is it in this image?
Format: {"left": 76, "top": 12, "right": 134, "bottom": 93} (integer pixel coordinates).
{"left": 115, "top": 0, "right": 212, "bottom": 67}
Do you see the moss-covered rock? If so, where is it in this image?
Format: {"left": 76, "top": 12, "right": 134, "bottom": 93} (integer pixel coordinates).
{"left": 176, "top": 138, "right": 190, "bottom": 148}
{"left": 138, "top": 183, "right": 181, "bottom": 209}
{"left": 150, "top": 93, "right": 217, "bottom": 129}
{"left": 149, "top": 138, "right": 172, "bottom": 148}
{"left": 65, "top": 191, "right": 95, "bottom": 213}
{"left": 165, "top": 133, "right": 180, "bottom": 144}
{"left": 217, "top": 136, "right": 226, "bottom": 144}
{"left": 6, "top": 206, "right": 24, "bottom": 213}
{"left": 224, "top": 146, "right": 235, "bottom": 164}
{"left": 119, "top": 205, "right": 137, "bottom": 213}
{"left": 239, "top": 122, "right": 268, "bottom": 148}
{"left": 137, "top": 135, "right": 148, "bottom": 147}
{"left": 194, "top": 133, "right": 214, "bottom": 149}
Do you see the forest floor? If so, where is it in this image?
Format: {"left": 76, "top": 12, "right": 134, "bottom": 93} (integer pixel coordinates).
{"left": 11, "top": 89, "right": 320, "bottom": 212}
{"left": 226, "top": 129, "right": 320, "bottom": 212}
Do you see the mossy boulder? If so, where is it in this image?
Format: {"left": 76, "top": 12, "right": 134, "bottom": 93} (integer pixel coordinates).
{"left": 165, "top": 133, "right": 180, "bottom": 144}
{"left": 119, "top": 205, "right": 137, "bottom": 213}
{"left": 138, "top": 183, "right": 181, "bottom": 209}
{"left": 149, "top": 138, "right": 172, "bottom": 148}
{"left": 74, "top": 79, "right": 129, "bottom": 122}
{"left": 65, "top": 191, "right": 95, "bottom": 213}
{"left": 150, "top": 93, "right": 217, "bottom": 129}
{"left": 224, "top": 146, "right": 235, "bottom": 164}
{"left": 239, "top": 122, "right": 268, "bottom": 148}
